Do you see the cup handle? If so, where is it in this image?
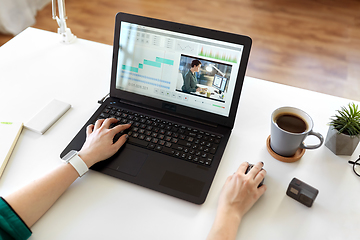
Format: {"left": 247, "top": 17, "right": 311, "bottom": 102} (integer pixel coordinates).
{"left": 300, "top": 131, "right": 324, "bottom": 149}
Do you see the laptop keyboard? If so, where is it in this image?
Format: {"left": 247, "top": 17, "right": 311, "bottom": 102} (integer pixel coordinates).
{"left": 96, "top": 105, "right": 223, "bottom": 166}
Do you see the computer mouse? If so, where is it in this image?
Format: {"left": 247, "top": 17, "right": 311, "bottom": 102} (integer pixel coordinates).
{"left": 245, "top": 163, "right": 265, "bottom": 188}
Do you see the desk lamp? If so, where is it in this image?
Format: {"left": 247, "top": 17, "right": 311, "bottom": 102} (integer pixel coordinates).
{"left": 206, "top": 64, "right": 225, "bottom": 77}
{"left": 52, "top": 0, "right": 76, "bottom": 43}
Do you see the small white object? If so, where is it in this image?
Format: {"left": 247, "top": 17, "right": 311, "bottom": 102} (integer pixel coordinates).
{"left": 62, "top": 150, "right": 88, "bottom": 177}
{"left": 25, "top": 99, "right": 71, "bottom": 134}
{"left": 57, "top": 27, "right": 77, "bottom": 44}
{"left": 52, "top": 0, "right": 77, "bottom": 44}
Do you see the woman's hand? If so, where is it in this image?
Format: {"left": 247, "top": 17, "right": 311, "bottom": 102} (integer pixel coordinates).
{"left": 78, "top": 118, "right": 130, "bottom": 167}
{"left": 207, "top": 162, "right": 267, "bottom": 240}
{"left": 217, "top": 162, "right": 267, "bottom": 220}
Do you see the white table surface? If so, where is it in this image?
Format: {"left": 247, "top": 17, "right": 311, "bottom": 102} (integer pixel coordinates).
{"left": 0, "top": 28, "right": 359, "bottom": 240}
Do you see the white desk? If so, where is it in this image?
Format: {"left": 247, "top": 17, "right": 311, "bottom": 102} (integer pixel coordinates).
{"left": 1, "top": 28, "right": 359, "bottom": 240}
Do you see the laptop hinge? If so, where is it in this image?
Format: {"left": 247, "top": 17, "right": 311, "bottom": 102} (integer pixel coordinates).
{"left": 119, "top": 100, "right": 218, "bottom": 128}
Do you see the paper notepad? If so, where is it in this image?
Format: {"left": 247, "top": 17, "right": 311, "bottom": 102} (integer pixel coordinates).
{"left": 0, "top": 122, "right": 23, "bottom": 177}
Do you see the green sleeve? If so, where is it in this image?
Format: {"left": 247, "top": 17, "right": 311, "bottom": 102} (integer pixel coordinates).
{"left": 0, "top": 197, "right": 32, "bottom": 240}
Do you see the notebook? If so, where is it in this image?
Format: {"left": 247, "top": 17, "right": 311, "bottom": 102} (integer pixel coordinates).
{"left": 0, "top": 122, "right": 23, "bottom": 177}
{"left": 61, "top": 12, "right": 251, "bottom": 204}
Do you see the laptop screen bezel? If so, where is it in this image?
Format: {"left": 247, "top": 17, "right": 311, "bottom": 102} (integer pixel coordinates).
{"left": 110, "top": 12, "right": 251, "bottom": 129}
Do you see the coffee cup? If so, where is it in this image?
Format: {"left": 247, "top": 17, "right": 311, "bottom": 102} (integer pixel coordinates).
{"left": 270, "top": 107, "right": 324, "bottom": 157}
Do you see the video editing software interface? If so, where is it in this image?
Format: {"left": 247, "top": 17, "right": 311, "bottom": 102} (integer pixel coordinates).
{"left": 116, "top": 22, "right": 244, "bottom": 117}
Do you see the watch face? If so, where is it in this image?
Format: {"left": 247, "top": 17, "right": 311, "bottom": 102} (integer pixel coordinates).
{"left": 62, "top": 150, "right": 78, "bottom": 162}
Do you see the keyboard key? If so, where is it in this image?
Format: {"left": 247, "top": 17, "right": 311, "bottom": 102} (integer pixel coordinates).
{"left": 206, "top": 154, "right": 214, "bottom": 161}
{"left": 210, "top": 145, "right": 218, "bottom": 154}
{"left": 162, "top": 147, "right": 175, "bottom": 155}
{"left": 173, "top": 145, "right": 183, "bottom": 151}
{"left": 178, "top": 140, "right": 189, "bottom": 146}
{"left": 128, "top": 137, "right": 148, "bottom": 147}
{"left": 189, "top": 132, "right": 196, "bottom": 137}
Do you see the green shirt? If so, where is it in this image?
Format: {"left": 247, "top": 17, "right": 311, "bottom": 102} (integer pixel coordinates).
{"left": 0, "top": 197, "right": 31, "bottom": 240}
{"left": 182, "top": 70, "right": 198, "bottom": 93}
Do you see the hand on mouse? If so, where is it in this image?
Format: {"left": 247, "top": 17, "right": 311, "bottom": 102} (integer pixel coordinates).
{"left": 207, "top": 161, "right": 266, "bottom": 240}
{"left": 220, "top": 162, "right": 266, "bottom": 218}
{"left": 78, "top": 118, "right": 131, "bottom": 168}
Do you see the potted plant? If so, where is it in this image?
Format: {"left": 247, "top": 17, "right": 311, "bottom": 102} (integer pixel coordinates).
{"left": 325, "top": 103, "right": 360, "bottom": 155}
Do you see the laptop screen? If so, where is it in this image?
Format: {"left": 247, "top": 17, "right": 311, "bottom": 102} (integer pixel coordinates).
{"left": 115, "top": 21, "right": 244, "bottom": 118}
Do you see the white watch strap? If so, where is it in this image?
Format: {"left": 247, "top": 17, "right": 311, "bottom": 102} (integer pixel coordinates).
{"left": 69, "top": 154, "right": 88, "bottom": 177}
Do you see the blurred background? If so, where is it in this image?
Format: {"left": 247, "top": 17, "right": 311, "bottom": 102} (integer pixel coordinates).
{"left": 0, "top": 0, "right": 359, "bottom": 101}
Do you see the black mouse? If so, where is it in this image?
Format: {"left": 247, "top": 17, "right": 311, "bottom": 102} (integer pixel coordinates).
{"left": 245, "top": 163, "right": 265, "bottom": 188}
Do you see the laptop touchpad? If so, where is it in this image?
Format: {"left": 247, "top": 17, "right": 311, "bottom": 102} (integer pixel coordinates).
{"left": 108, "top": 148, "right": 147, "bottom": 177}
{"left": 159, "top": 171, "right": 205, "bottom": 197}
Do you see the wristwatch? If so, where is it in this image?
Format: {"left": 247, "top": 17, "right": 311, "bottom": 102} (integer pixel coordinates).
{"left": 61, "top": 150, "right": 89, "bottom": 177}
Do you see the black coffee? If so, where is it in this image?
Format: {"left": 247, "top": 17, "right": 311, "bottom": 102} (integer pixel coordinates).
{"left": 275, "top": 114, "right": 307, "bottom": 133}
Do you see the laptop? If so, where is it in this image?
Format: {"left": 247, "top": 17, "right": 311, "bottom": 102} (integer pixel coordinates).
{"left": 60, "top": 12, "right": 251, "bottom": 204}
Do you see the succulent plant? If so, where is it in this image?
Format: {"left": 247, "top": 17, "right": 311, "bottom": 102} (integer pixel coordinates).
{"left": 329, "top": 103, "right": 360, "bottom": 137}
